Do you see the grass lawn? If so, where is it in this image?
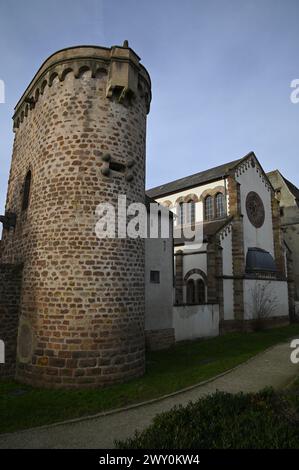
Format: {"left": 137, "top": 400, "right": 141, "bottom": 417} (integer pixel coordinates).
{"left": 117, "top": 355, "right": 299, "bottom": 449}
{"left": 1, "top": 324, "right": 299, "bottom": 434}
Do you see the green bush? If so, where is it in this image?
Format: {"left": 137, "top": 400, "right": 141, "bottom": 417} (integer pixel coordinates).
{"left": 116, "top": 389, "right": 299, "bottom": 449}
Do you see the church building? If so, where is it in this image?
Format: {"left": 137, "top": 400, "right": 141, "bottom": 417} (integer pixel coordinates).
{"left": 147, "top": 152, "right": 291, "bottom": 341}
{"left": 268, "top": 169, "right": 299, "bottom": 319}
{"left": 0, "top": 42, "right": 296, "bottom": 387}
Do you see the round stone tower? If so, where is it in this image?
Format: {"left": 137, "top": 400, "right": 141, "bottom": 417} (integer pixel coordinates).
{"left": 0, "top": 43, "right": 151, "bottom": 387}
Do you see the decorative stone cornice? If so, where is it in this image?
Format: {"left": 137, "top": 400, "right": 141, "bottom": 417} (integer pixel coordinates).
{"left": 231, "top": 153, "right": 274, "bottom": 193}
{"left": 218, "top": 221, "right": 233, "bottom": 241}
{"left": 13, "top": 43, "right": 152, "bottom": 130}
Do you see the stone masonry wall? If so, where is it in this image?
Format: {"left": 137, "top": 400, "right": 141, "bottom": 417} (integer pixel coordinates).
{"left": 227, "top": 175, "right": 245, "bottom": 320}
{"left": 286, "top": 250, "right": 296, "bottom": 321}
{"left": 145, "top": 329, "right": 175, "bottom": 351}
{"left": 0, "top": 264, "right": 22, "bottom": 378}
{"left": 219, "top": 316, "right": 289, "bottom": 334}
{"left": 175, "top": 250, "right": 184, "bottom": 304}
{"left": 206, "top": 238, "right": 223, "bottom": 307}
{"left": 0, "top": 46, "right": 151, "bottom": 388}
{"left": 271, "top": 195, "right": 286, "bottom": 277}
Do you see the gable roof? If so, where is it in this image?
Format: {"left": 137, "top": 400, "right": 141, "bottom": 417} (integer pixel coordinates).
{"left": 282, "top": 177, "right": 299, "bottom": 202}
{"left": 146, "top": 152, "right": 255, "bottom": 199}
{"left": 267, "top": 170, "right": 299, "bottom": 203}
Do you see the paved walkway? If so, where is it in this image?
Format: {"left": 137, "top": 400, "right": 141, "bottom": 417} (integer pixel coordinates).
{"left": 0, "top": 341, "right": 298, "bottom": 449}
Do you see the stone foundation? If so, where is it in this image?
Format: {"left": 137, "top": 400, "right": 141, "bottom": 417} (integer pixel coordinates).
{"left": 220, "top": 316, "right": 290, "bottom": 334}
{"left": 145, "top": 328, "right": 175, "bottom": 351}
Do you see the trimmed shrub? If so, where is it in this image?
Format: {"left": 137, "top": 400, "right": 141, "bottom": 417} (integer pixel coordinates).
{"left": 116, "top": 389, "right": 299, "bottom": 449}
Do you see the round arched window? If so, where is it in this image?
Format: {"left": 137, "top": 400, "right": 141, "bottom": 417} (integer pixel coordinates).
{"left": 186, "top": 200, "right": 196, "bottom": 224}
{"left": 215, "top": 193, "right": 225, "bottom": 218}
{"left": 204, "top": 196, "right": 214, "bottom": 220}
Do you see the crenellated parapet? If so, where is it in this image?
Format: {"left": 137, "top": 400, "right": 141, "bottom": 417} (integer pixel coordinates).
{"left": 13, "top": 41, "right": 151, "bottom": 130}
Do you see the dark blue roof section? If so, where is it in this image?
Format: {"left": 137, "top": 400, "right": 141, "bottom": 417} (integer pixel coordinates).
{"left": 246, "top": 247, "right": 277, "bottom": 273}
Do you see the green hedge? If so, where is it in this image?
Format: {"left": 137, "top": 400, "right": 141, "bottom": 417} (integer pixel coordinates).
{"left": 117, "top": 389, "right": 299, "bottom": 449}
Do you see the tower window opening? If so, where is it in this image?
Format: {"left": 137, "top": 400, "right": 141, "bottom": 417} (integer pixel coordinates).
{"left": 22, "top": 170, "right": 32, "bottom": 211}
{"left": 109, "top": 161, "right": 126, "bottom": 173}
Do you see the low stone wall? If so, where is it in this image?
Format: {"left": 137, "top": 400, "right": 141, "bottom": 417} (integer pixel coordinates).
{"left": 145, "top": 328, "right": 175, "bottom": 351}
{"left": 0, "top": 264, "right": 22, "bottom": 378}
{"left": 220, "top": 315, "right": 290, "bottom": 334}
{"left": 173, "top": 304, "right": 219, "bottom": 342}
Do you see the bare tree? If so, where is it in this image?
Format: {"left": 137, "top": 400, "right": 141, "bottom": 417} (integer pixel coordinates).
{"left": 249, "top": 281, "right": 279, "bottom": 330}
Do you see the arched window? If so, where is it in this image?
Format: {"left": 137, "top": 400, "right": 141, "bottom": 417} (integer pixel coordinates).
{"left": 186, "top": 279, "right": 196, "bottom": 304}
{"left": 197, "top": 279, "right": 206, "bottom": 304}
{"left": 177, "top": 202, "right": 184, "bottom": 225}
{"left": 215, "top": 193, "right": 225, "bottom": 218}
{"left": 204, "top": 196, "right": 214, "bottom": 221}
{"left": 22, "top": 170, "right": 32, "bottom": 211}
{"left": 186, "top": 200, "right": 196, "bottom": 225}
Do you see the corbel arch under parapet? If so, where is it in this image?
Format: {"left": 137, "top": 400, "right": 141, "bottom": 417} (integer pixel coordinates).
{"left": 49, "top": 72, "right": 59, "bottom": 87}
{"left": 40, "top": 80, "right": 48, "bottom": 95}
{"left": 75, "top": 65, "right": 91, "bottom": 79}
{"left": 12, "top": 45, "right": 151, "bottom": 132}
{"left": 60, "top": 67, "right": 73, "bottom": 81}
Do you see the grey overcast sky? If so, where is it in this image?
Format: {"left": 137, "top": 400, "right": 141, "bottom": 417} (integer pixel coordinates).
{"left": 0, "top": 0, "right": 299, "bottom": 214}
